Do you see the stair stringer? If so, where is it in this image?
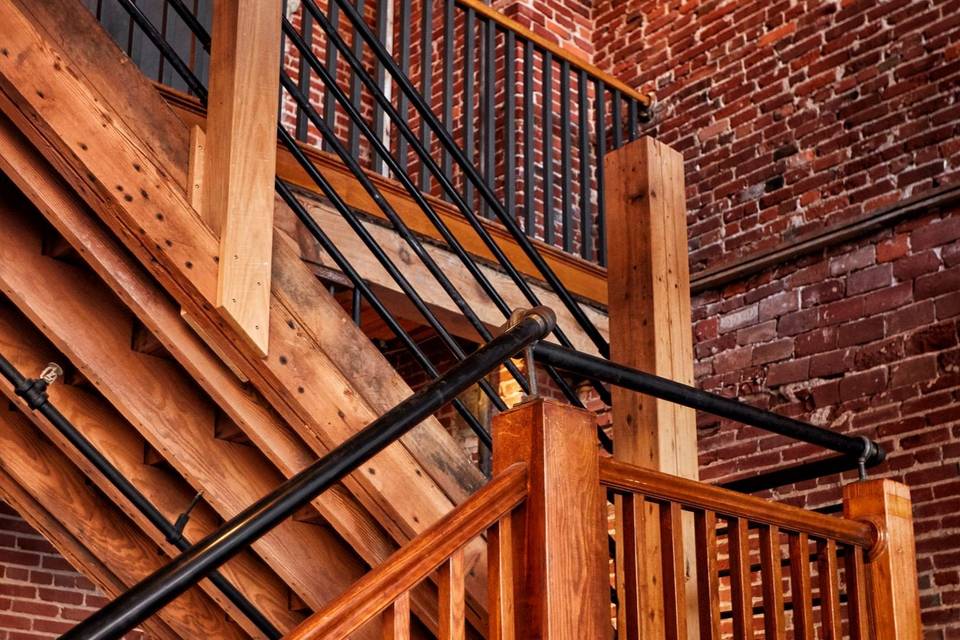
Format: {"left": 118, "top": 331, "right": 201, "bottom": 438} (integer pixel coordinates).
{"left": 0, "top": 0, "right": 489, "bottom": 613}
{"left": 0, "top": 111, "right": 454, "bottom": 635}
{"left": 0, "top": 408, "right": 240, "bottom": 640}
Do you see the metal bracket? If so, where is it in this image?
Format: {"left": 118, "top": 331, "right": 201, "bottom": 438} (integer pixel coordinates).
{"left": 507, "top": 309, "right": 539, "bottom": 401}
{"left": 15, "top": 362, "right": 62, "bottom": 410}
{"left": 169, "top": 490, "right": 205, "bottom": 545}
{"left": 857, "top": 435, "right": 872, "bottom": 481}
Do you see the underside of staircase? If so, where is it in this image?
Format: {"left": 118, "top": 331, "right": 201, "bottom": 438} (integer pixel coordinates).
{"left": 0, "top": 0, "right": 500, "bottom": 636}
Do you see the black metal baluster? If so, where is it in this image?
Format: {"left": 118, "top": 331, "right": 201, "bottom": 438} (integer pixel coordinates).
{"left": 504, "top": 30, "right": 517, "bottom": 224}
{"left": 442, "top": 0, "right": 454, "bottom": 199}
{"left": 397, "top": 0, "right": 411, "bottom": 174}
{"left": 482, "top": 17, "right": 496, "bottom": 219}
{"left": 578, "top": 69, "right": 591, "bottom": 261}
{"left": 612, "top": 88, "right": 623, "bottom": 149}
{"left": 349, "top": 0, "right": 364, "bottom": 159}
{"left": 628, "top": 97, "right": 638, "bottom": 142}
{"left": 594, "top": 80, "right": 607, "bottom": 267}
{"left": 542, "top": 50, "right": 554, "bottom": 245}
{"left": 373, "top": 0, "right": 388, "bottom": 173}
{"left": 522, "top": 39, "right": 535, "bottom": 236}
{"left": 322, "top": 0, "right": 339, "bottom": 151}
{"left": 463, "top": 7, "right": 476, "bottom": 207}
{"left": 418, "top": 0, "right": 433, "bottom": 191}
{"left": 560, "top": 60, "right": 572, "bottom": 252}
{"left": 352, "top": 287, "right": 362, "bottom": 325}
{"left": 295, "top": 7, "right": 313, "bottom": 142}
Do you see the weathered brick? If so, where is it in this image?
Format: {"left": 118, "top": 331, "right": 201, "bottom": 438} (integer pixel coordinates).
{"left": 839, "top": 367, "right": 888, "bottom": 401}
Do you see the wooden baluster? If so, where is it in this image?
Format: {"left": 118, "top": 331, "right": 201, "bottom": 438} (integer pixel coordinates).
{"left": 382, "top": 592, "right": 410, "bottom": 640}
{"left": 439, "top": 549, "right": 465, "bottom": 640}
{"left": 789, "top": 532, "right": 814, "bottom": 640}
{"left": 844, "top": 544, "right": 871, "bottom": 640}
{"left": 818, "top": 539, "right": 842, "bottom": 640}
{"left": 661, "top": 501, "right": 687, "bottom": 640}
{"left": 619, "top": 492, "right": 646, "bottom": 640}
{"left": 491, "top": 398, "right": 607, "bottom": 639}
{"left": 694, "top": 509, "right": 721, "bottom": 640}
{"left": 728, "top": 516, "right": 754, "bottom": 639}
{"left": 759, "top": 524, "right": 785, "bottom": 639}
{"left": 488, "top": 516, "right": 515, "bottom": 640}
{"left": 843, "top": 479, "right": 922, "bottom": 640}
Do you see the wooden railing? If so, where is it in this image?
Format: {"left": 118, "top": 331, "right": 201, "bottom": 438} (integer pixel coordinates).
{"left": 284, "top": 398, "right": 921, "bottom": 640}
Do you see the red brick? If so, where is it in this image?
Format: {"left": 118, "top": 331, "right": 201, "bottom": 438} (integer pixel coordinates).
{"left": 839, "top": 367, "right": 888, "bottom": 400}
{"left": 916, "top": 266, "right": 960, "bottom": 299}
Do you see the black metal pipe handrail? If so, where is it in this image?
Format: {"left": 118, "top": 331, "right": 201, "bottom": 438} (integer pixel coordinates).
{"left": 0, "top": 355, "right": 280, "bottom": 638}
{"left": 60, "top": 307, "right": 556, "bottom": 640}
{"left": 532, "top": 342, "right": 886, "bottom": 467}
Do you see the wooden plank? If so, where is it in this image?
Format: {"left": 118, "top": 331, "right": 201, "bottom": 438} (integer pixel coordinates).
{"left": 843, "top": 479, "right": 923, "bottom": 640}
{"left": 204, "top": 0, "right": 283, "bottom": 356}
{"left": 487, "top": 516, "right": 515, "bottom": 640}
{"left": 817, "top": 538, "right": 842, "bottom": 640}
{"left": 605, "top": 136, "right": 699, "bottom": 636}
{"left": 438, "top": 549, "right": 466, "bottom": 640}
{"left": 283, "top": 464, "right": 527, "bottom": 640}
{"left": 844, "top": 544, "right": 871, "bottom": 640}
{"left": 0, "top": 408, "right": 246, "bottom": 640}
{"left": 599, "top": 458, "right": 875, "bottom": 547}
{"left": 164, "top": 86, "right": 610, "bottom": 308}
{"left": 660, "top": 501, "right": 687, "bottom": 640}
{"left": 382, "top": 593, "right": 411, "bottom": 640}
{"left": 286, "top": 196, "right": 609, "bottom": 355}
{"left": 0, "top": 4, "right": 488, "bottom": 616}
{"left": 693, "top": 509, "right": 722, "bottom": 640}
{"left": 618, "top": 493, "right": 648, "bottom": 640}
{"left": 0, "top": 466, "right": 180, "bottom": 640}
{"left": 728, "top": 516, "right": 754, "bottom": 640}
{"left": 758, "top": 524, "right": 785, "bottom": 639}
{"left": 0, "top": 113, "right": 446, "bottom": 635}
{"left": 0, "top": 299, "right": 302, "bottom": 635}
{"left": 789, "top": 532, "right": 814, "bottom": 640}
{"left": 492, "top": 399, "right": 608, "bottom": 639}
{"left": 0, "top": 200, "right": 375, "bottom": 626}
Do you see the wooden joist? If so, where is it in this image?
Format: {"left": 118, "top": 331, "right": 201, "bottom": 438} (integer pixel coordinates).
{"left": 0, "top": 0, "right": 490, "bottom": 605}
{"left": 0, "top": 297, "right": 301, "bottom": 636}
{"left": 0, "top": 407, "right": 243, "bottom": 640}
{"left": 0, "top": 197, "right": 381, "bottom": 620}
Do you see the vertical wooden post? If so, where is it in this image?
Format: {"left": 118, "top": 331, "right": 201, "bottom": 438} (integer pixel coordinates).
{"left": 491, "top": 398, "right": 607, "bottom": 639}
{"left": 605, "top": 136, "right": 698, "bottom": 636}
{"left": 843, "top": 479, "right": 923, "bottom": 640}
{"left": 202, "top": 0, "right": 283, "bottom": 357}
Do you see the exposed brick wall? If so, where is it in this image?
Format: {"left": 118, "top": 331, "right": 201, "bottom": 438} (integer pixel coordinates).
{"left": 0, "top": 501, "right": 147, "bottom": 640}
{"left": 592, "top": 0, "right": 960, "bottom": 272}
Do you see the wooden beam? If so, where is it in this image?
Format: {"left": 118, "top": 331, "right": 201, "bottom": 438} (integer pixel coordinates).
{"left": 843, "top": 479, "right": 923, "bottom": 640}
{"left": 0, "top": 0, "right": 486, "bottom": 587}
{"left": 0, "top": 199, "right": 377, "bottom": 628}
{"left": 0, "top": 408, "right": 245, "bottom": 640}
{"left": 163, "top": 86, "right": 610, "bottom": 308}
{"left": 202, "top": 0, "right": 283, "bottom": 356}
{"left": 0, "top": 112, "right": 450, "bottom": 635}
{"left": 492, "top": 399, "right": 607, "bottom": 639}
{"left": 284, "top": 194, "right": 609, "bottom": 355}
{"left": 0, "top": 298, "right": 302, "bottom": 636}
{"left": 604, "top": 136, "right": 698, "bottom": 637}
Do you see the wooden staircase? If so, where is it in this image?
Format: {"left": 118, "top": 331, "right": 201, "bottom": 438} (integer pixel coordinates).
{"left": 0, "top": 0, "right": 496, "bottom": 635}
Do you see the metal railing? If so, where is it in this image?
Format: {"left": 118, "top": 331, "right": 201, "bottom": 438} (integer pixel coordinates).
{"left": 58, "top": 308, "right": 555, "bottom": 640}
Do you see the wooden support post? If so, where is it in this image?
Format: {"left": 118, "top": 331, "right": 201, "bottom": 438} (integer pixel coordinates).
{"left": 491, "top": 398, "right": 607, "bottom": 639}
{"left": 202, "top": 0, "right": 283, "bottom": 357}
{"left": 605, "top": 136, "right": 698, "bottom": 637}
{"left": 843, "top": 479, "right": 923, "bottom": 640}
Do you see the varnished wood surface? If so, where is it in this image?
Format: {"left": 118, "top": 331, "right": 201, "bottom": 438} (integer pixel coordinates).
{"left": 162, "top": 86, "right": 611, "bottom": 308}
{"left": 284, "top": 463, "right": 528, "bottom": 640}
{"left": 0, "top": 0, "right": 492, "bottom": 617}
{"left": 600, "top": 458, "right": 875, "bottom": 546}
{"left": 818, "top": 538, "right": 842, "bottom": 640}
{"left": 758, "top": 524, "right": 785, "bottom": 639}
{"left": 693, "top": 509, "right": 721, "bottom": 640}
{"left": 0, "top": 112, "right": 450, "bottom": 633}
{"left": 727, "top": 517, "right": 754, "bottom": 640}
{"left": 788, "top": 533, "right": 814, "bottom": 640}
{"left": 0, "top": 408, "right": 246, "bottom": 640}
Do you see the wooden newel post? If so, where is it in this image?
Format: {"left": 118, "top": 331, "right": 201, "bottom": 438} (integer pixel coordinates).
{"left": 605, "top": 136, "right": 699, "bottom": 636}
{"left": 843, "top": 479, "right": 923, "bottom": 640}
{"left": 491, "top": 398, "right": 607, "bottom": 639}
